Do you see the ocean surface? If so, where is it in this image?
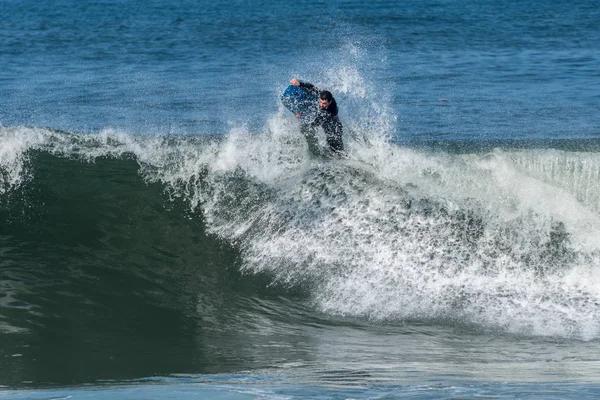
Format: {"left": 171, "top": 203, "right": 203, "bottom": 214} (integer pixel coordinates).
{"left": 1, "top": 0, "right": 600, "bottom": 398}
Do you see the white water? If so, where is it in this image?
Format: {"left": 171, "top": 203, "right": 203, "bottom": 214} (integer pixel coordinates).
{"left": 3, "top": 114, "right": 600, "bottom": 339}
{"left": 179, "top": 126, "right": 600, "bottom": 339}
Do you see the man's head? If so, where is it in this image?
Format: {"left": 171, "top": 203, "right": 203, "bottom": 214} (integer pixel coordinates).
{"left": 319, "top": 91, "right": 333, "bottom": 108}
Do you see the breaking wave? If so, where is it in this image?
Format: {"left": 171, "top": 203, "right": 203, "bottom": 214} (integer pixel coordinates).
{"left": 3, "top": 122, "right": 600, "bottom": 340}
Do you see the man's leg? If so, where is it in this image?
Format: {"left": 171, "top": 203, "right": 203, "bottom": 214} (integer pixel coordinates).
{"left": 300, "top": 124, "right": 321, "bottom": 155}
{"left": 326, "top": 133, "right": 344, "bottom": 153}
{"left": 324, "top": 118, "right": 344, "bottom": 155}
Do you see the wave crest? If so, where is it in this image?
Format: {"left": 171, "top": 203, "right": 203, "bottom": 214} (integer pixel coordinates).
{"left": 4, "top": 124, "right": 600, "bottom": 339}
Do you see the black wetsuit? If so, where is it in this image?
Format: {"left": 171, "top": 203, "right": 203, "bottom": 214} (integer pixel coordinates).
{"left": 298, "top": 81, "right": 344, "bottom": 153}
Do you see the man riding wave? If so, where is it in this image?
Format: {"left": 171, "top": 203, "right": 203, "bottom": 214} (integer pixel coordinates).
{"left": 289, "top": 78, "right": 344, "bottom": 155}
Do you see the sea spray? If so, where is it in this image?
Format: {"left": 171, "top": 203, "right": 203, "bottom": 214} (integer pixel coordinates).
{"left": 171, "top": 127, "right": 600, "bottom": 339}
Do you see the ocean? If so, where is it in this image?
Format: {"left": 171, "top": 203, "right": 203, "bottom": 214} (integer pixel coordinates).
{"left": 1, "top": 0, "right": 600, "bottom": 398}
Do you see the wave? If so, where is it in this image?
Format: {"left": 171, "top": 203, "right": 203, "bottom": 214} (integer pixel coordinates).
{"left": 3, "top": 123, "right": 600, "bottom": 339}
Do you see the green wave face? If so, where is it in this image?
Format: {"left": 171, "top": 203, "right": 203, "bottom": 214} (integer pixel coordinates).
{"left": 4, "top": 126, "right": 600, "bottom": 385}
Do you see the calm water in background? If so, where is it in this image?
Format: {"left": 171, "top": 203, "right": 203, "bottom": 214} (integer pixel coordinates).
{"left": 1, "top": 0, "right": 600, "bottom": 398}
{"left": 2, "top": 0, "right": 598, "bottom": 139}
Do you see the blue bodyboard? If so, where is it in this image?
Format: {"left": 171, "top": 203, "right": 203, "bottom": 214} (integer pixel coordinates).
{"left": 281, "top": 84, "right": 319, "bottom": 116}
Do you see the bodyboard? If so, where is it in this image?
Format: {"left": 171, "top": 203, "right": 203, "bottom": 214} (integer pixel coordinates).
{"left": 281, "top": 84, "right": 319, "bottom": 116}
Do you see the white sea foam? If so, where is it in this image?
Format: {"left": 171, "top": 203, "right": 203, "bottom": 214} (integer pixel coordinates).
{"left": 0, "top": 126, "right": 46, "bottom": 193}
{"left": 159, "top": 123, "right": 600, "bottom": 340}
{"left": 3, "top": 115, "right": 600, "bottom": 339}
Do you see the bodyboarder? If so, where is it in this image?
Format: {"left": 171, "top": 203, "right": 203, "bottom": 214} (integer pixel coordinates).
{"left": 289, "top": 78, "right": 344, "bottom": 155}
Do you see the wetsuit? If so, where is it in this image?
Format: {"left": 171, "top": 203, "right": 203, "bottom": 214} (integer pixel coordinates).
{"left": 298, "top": 81, "right": 344, "bottom": 154}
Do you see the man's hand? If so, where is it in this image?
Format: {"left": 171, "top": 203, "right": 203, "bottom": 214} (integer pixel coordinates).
{"left": 295, "top": 112, "right": 302, "bottom": 118}
{"left": 290, "top": 78, "right": 301, "bottom": 87}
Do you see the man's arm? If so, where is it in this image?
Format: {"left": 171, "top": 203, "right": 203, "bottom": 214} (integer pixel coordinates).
{"left": 290, "top": 78, "right": 320, "bottom": 96}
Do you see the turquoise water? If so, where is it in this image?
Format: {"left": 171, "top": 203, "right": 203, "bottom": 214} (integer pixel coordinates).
{"left": 4, "top": 377, "right": 600, "bottom": 399}
{"left": 2, "top": 0, "right": 600, "bottom": 398}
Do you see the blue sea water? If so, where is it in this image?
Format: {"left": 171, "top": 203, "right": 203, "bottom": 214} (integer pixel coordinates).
{"left": 2, "top": 0, "right": 600, "bottom": 398}
{"left": 2, "top": 0, "right": 598, "bottom": 140}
